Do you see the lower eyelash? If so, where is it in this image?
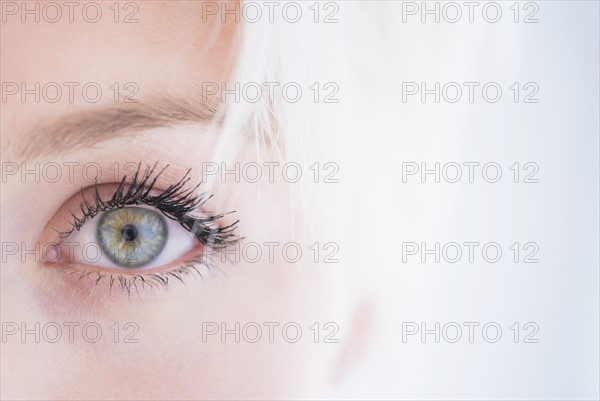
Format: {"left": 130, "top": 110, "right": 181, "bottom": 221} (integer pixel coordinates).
{"left": 58, "top": 162, "right": 240, "bottom": 249}
{"left": 65, "top": 251, "right": 222, "bottom": 298}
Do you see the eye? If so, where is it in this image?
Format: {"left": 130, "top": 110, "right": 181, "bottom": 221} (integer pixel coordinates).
{"left": 42, "top": 163, "right": 239, "bottom": 291}
{"left": 69, "top": 205, "right": 197, "bottom": 270}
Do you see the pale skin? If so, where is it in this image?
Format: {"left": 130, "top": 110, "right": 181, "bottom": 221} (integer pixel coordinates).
{"left": 0, "top": 2, "right": 368, "bottom": 399}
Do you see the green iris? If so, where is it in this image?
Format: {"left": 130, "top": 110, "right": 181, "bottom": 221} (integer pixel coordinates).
{"left": 96, "top": 207, "right": 168, "bottom": 268}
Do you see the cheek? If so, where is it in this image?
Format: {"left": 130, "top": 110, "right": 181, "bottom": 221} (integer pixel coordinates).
{"left": 46, "top": 266, "right": 327, "bottom": 399}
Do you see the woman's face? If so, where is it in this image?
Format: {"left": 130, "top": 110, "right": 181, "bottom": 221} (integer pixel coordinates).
{"left": 1, "top": 3, "right": 352, "bottom": 399}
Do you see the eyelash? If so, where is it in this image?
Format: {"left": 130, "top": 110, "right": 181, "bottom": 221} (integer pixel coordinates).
{"left": 54, "top": 162, "right": 239, "bottom": 295}
{"left": 70, "top": 255, "right": 214, "bottom": 297}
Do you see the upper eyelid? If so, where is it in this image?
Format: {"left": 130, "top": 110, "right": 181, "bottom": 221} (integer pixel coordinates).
{"left": 55, "top": 163, "right": 240, "bottom": 247}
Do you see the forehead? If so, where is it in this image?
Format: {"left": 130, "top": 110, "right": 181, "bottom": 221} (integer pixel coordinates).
{"left": 1, "top": 2, "right": 237, "bottom": 79}
{"left": 1, "top": 1, "right": 238, "bottom": 152}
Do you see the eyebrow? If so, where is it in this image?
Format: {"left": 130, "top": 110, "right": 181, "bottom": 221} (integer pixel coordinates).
{"left": 15, "top": 97, "right": 221, "bottom": 161}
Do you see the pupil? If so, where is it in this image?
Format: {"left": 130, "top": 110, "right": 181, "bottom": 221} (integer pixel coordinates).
{"left": 121, "top": 224, "right": 138, "bottom": 242}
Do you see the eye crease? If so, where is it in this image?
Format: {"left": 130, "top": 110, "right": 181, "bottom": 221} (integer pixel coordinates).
{"left": 42, "top": 163, "right": 240, "bottom": 293}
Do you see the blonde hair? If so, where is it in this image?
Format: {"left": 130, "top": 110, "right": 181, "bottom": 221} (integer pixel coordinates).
{"left": 205, "top": 0, "right": 399, "bottom": 307}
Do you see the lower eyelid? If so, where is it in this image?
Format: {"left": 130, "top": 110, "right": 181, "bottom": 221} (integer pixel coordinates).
{"left": 44, "top": 247, "right": 215, "bottom": 296}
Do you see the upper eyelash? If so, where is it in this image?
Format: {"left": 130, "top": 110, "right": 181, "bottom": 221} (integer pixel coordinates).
{"left": 58, "top": 162, "right": 239, "bottom": 249}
